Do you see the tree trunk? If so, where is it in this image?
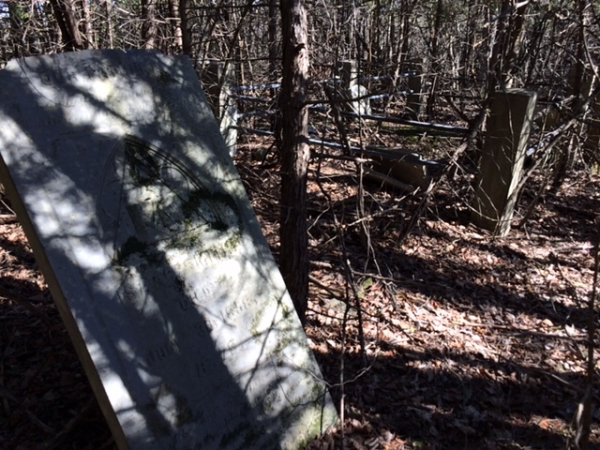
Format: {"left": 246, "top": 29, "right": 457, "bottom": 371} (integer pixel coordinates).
{"left": 169, "top": 0, "right": 183, "bottom": 52}
{"left": 141, "top": 0, "right": 157, "bottom": 49}
{"left": 180, "top": 0, "right": 192, "bottom": 56}
{"left": 49, "top": 0, "right": 85, "bottom": 51}
{"left": 269, "top": 0, "right": 278, "bottom": 128}
{"left": 269, "top": 0, "right": 278, "bottom": 81}
{"left": 80, "top": 0, "right": 94, "bottom": 48}
{"left": 502, "top": 0, "right": 529, "bottom": 88}
{"left": 426, "top": 0, "right": 444, "bottom": 118}
{"left": 104, "top": 0, "right": 114, "bottom": 48}
{"left": 552, "top": 0, "right": 589, "bottom": 191}
{"left": 279, "top": 0, "right": 310, "bottom": 324}
{"left": 7, "top": 2, "right": 23, "bottom": 58}
{"left": 486, "top": 0, "right": 511, "bottom": 94}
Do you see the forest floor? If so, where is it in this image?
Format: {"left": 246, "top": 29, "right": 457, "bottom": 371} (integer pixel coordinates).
{"left": 1, "top": 131, "right": 599, "bottom": 449}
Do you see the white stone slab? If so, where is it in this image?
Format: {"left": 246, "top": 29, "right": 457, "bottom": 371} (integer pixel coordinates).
{"left": 0, "top": 50, "right": 337, "bottom": 450}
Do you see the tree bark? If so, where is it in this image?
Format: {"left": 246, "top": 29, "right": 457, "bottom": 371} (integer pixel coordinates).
{"left": 169, "top": 0, "right": 183, "bottom": 52}
{"left": 80, "top": 0, "right": 94, "bottom": 48}
{"left": 279, "top": 0, "right": 310, "bottom": 324}
{"left": 104, "top": 0, "right": 114, "bottom": 48}
{"left": 502, "top": 0, "right": 529, "bottom": 87}
{"left": 180, "top": 0, "right": 192, "bottom": 56}
{"left": 7, "top": 2, "right": 23, "bottom": 58}
{"left": 426, "top": 0, "right": 444, "bottom": 118}
{"left": 269, "top": 0, "right": 278, "bottom": 81}
{"left": 48, "top": 0, "right": 85, "bottom": 51}
{"left": 141, "top": 0, "right": 157, "bottom": 49}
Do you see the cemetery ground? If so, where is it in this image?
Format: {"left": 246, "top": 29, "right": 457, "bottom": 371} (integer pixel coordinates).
{"left": 1, "top": 129, "right": 599, "bottom": 449}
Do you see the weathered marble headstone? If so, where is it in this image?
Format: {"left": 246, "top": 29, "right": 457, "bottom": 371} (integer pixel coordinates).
{"left": 406, "top": 59, "right": 424, "bottom": 120}
{"left": 347, "top": 84, "right": 371, "bottom": 116}
{"left": 338, "top": 60, "right": 371, "bottom": 115}
{"left": 0, "top": 50, "right": 337, "bottom": 450}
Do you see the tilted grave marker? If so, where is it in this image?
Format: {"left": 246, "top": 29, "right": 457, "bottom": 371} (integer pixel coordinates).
{"left": 471, "top": 89, "right": 537, "bottom": 236}
{"left": 0, "top": 50, "right": 337, "bottom": 450}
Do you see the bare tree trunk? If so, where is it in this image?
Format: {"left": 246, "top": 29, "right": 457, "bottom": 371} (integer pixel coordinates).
{"left": 461, "top": 0, "right": 476, "bottom": 89}
{"left": 524, "top": 9, "right": 549, "bottom": 86}
{"left": 7, "top": 2, "right": 23, "bottom": 58}
{"left": 49, "top": 0, "right": 85, "bottom": 51}
{"left": 502, "top": 0, "right": 528, "bottom": 87}
{"left": 141, "top": 0, "right": 157, "bottom": 49}
{"left": 486, "top": 0, "right": 510, "bottom": 94}
{"left": 104, "top": 0, "right": 114, "bottom": 48}
{"left": 279, "top": 0, "right": 310, "bottom": 324}
{"left": 552, "top": 0, "right": 589, "bottom": 191}
{"left": 269, "top": 0, "right": 278, "bottom": 128}
{"left": 180, "top": 0, "right": 192, "bottom": 56}
{"left": 80, "top": 0, "right": 94, "bottom": 48}
{"left": 374, "top": 0, "right": 381, "bottom": 62}
{"left": 426, "top": 0, "right": 444, "bottom": 118}
{"left": 269, "top": 0, "right": 278, "bottom": 81}
{"left": 169, "top": 0, "right": 183, "bottom": 51}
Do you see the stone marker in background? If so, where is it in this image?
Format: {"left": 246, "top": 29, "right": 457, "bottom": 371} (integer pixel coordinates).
{"left": 406, "top": 60, "right": 424, "bottom": 121}
{"left": 339, "top": 60, "right": 371, "bottom": 115}
{"left": 0, "top": 50, "right": 337, "bottom": 450}
{"left": 471, "top": 89, "right": 537, "bottom": 236}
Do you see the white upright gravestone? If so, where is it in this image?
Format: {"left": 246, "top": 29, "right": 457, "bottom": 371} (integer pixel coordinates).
{"left": 0, "top": 50, "right": 337, "bottom": 449}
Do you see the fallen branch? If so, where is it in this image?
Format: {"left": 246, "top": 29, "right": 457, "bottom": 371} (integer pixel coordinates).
{"left": 397, "top": 105, "right": 487, "bottom": 244}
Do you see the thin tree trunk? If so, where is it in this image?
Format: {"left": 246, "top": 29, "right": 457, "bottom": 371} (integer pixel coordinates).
{"left": 180, "top": 0, "right": 192, "bottom": 56}
{"left": 269, "top": 0, "right": 278, "bottom": 81}
{"left": 49, "top": 0, "right": 85, "bottom": 51}
{"left": 8, "top": 2, "right": 23, "bottom": 58}
{"left": 426, "top": 0, "right": 443, "bottom": 118}
{"left": 486, "top": 0, "right": 510, "bottom": 95}
{"left": 269, "top": 0, "right": 278, "bottom": 128}
{"left": 552, "top": 0, "right": 588, "bottom": 190}
{"left": 279, "top": 0, "right": 310, "bottom": 324}
{"left": 461, "top": 0, "right": 475, "bottom": 90}
{"left": 105, "top": 0, "right": 114, "bottom": 48}
{"left": 169, "top": 0, "right": 183, "bottom": 51}
{"left": 141, "top": 0, "right": 157, "bottom": 49}
{"left": 502, "top": 0, "right": 529, "bottom": 88}
{"left": 80, "top": 0, "right": 93, "bottom": 48}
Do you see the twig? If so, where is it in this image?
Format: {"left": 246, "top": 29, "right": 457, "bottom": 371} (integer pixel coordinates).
{"left": 309, "top": 274, "right": 345, "bottom": 299}
{"left": 0, "top": 197, "right": 16, "bottom": 216}
{"left": 396, "top": 104, "right": 487, "bottom": 245}
{"left": 321, "top": 84, "right": 368, "bottom": 368}
{"left": 443, "top": 94, "right": 473, "bottom": 124}
{"left": 0, "top": 385, "right": 56, "bottom": 435}
{"left": 0, "top": 213, "right": 17, "bottom": 224}
{"left": 350, "top": 269, "right": 455, "bottom": 294}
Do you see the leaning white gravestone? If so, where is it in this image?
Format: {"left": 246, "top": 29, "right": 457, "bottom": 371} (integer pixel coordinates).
{"left": 0, "top": 50, "right": 337, "bottom": 449}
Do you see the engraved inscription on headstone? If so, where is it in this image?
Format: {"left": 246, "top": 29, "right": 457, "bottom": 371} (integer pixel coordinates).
{"left": 0, "top": 50, "right": 337, "bottom": 450}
